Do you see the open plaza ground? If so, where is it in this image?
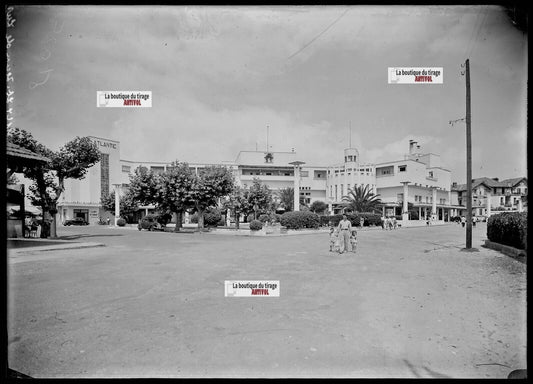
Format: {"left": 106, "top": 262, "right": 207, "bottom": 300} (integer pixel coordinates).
{"left": 7, "top": 222, "right": 526, "bottom": 378}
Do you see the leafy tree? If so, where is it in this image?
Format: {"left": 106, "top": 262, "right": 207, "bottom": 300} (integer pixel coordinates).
{"left": 128, "top": 166, "right": 159, "bottom": 207}
{"left": 222, "top": 186, "right": 248, "bottom": 229}
{"left": 100, "top": 189, "right": 138, "bottom": 218}
{"left": 155, "top": 161, "right": 196, "bottom": 232}
{"left": 310, "top": 200, "right": 328, "bottom": 214}
{"left": 8, "top": 128, "right": 100, "bottom": 238}
{"left": 244, "top": 178, "right": 274, "bottom": 219}
{"left": 190, "top": 165, "right": 235, "bottom": 229}
{"left": 342, "top": 184, "right": 382, "bottom": 214}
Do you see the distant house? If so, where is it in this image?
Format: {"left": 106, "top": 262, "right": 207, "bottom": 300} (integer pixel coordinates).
{"left": 451, "top": 177, "right": 527, "bottom": 217}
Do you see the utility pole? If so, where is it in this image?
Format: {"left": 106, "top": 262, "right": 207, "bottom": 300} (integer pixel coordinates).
{"left": 465, "top": 59, "right": 473, "bottom": 249}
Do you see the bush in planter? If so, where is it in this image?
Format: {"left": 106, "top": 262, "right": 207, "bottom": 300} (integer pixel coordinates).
{"left": 204, "top": 208, "right": 222, "bottom": 227}
{"left": 280, "top": 211, "right": 320, "bottom": 229}
{"left": 487, "top": 212, "right": 527, "bottom": 250}
{"left": 116, "top": 218, "right": 126, "bottom": 227}
{"left": 249, "top": 219, "right": 263, "bottom": 231}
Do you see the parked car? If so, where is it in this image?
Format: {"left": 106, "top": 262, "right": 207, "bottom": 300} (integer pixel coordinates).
{"left": 64, "top": 217, "right": 89, "bottom": 226}
{"left": 138, "top": 215, "right": 165, "bottom": 231}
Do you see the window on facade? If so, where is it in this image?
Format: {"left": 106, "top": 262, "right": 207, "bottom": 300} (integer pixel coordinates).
{"left": 122, "top": 165, "right": 131, "bottom": 173}
{"left": 429, "top": 171, "right": 434, "bottom": 178}
{"left": 100, "top": 153, "right": 109, "bottom": 198}
{"left": 335, "top": 185, "right": 338, "bottom": 200}
{"left": 399, "top": 165, "right": 406, "bottom": 172}
{"left": 265, "top": 172, "right": 272, "bottom": 176}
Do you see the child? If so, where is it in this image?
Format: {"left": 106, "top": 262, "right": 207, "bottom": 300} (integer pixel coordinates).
{"left": 329, "top": 227, "right": 339, "bottom": 252}
{"left": 350, "top": 229, "right": 357, "bottom": 253}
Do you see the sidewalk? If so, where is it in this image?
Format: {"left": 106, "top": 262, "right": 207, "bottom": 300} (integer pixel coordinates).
{"left": 7, "top": 238, "right": 105, "bottom": 255}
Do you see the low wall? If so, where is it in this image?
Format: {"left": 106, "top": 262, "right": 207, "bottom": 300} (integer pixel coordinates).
{"left": 483, "top": 240, "right": 526, "bottom": 264}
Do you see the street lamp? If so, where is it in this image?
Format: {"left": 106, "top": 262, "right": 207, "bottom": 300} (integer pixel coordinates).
{"left": 112, "top": 184, "right": 121, "bottom": 226}
{"left": 289, "top": 161, "right": 306, "bottom": 212}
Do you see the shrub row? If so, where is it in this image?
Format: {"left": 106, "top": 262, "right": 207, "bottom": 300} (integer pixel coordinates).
{"left": 487, "top": 212, "right": 527, "bottom": 250}
{"left": 319, "top": 213, "right": 383, "bottom": 227}
{"left": 280, "top": 211, "right": 320, "bottom": 229}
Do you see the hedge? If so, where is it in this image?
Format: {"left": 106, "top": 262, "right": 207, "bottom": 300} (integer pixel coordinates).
{"left": 320, "top": 212, "right": 382, "bottom": 227}
{"left": 280, "top": 211, "right": 320, "bottom": 229}
{"left": 116, "top": 218, "right": 126, "bottom": 227}
{"left": 487, "top": 212, "right": 527, "bottom": 250}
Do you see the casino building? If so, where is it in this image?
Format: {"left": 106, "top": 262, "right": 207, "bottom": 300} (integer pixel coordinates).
{"left": 41, "top": 136, "right": 465, "bottom": 225}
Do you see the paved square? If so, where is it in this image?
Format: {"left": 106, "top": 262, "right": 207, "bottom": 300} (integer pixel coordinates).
{"left": 8, "top": 223, "right": 526, "bottom": 378}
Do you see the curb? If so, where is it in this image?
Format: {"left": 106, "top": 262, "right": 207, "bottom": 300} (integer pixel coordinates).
{"left": 482, "top": 240, "right": 527, "bottom": 264}
{"left": 8, "top": 242, "right": 106, "bottom": 254}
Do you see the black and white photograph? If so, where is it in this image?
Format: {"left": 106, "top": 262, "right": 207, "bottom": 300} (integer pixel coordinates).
{"left": 5, "top": 4, "right": 527, "bottom": 379}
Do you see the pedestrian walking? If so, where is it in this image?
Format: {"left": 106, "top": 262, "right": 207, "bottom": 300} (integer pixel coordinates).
{"left": 392, "top": 216, "right": 397, "bottom": 229}
{"left": 472, "top": 216, "right": 477, "bottom": 227}
{"left": 107, "top": 217, "right": 111, "bottom": 226}
{"left": 461, "top": 216, "right": 466, "bottom": 228}
{"left": 337, "top": 214, "right": 352, "bottom": 253}
{"left": 359, "top": 217, "right": 364, "bottom": 229}
{"left": 381, "top": 215, "right": 386, "bottom": 230}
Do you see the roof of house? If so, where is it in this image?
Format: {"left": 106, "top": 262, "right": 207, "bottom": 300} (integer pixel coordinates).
{"left": 499, "top": 177, "right": 527, "bottom": 187}
{"left": 452, "top": 176, "right": 527, "bottom": 191}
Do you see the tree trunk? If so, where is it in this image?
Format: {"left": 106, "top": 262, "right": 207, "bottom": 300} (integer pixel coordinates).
{"left": 235, "top": 210, "right": 240, "bottom": 229}
{"left": 174, "top": 211, "right": 182, "bottom": 232}
{"left": 49, "top": 203, "right": 58, "bottom": 238}
{"left": 38, "top": 201, "right": 46, "bottom": 238}
{"left": 197, "top": 207, "right": 204, "bottom": 230}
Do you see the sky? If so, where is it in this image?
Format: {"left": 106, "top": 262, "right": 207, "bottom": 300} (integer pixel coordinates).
{"left": 8, "top": 5, "right": 528, "bottom": 183}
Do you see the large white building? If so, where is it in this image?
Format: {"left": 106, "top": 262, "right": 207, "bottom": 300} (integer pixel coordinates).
{"left": 16, "top": 135, "right": 520, "bottom": 226}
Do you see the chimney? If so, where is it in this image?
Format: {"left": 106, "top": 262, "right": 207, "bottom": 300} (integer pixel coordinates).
{"left": 492, "top": 177, "right": 499, "bottom": 182}
{"left": 409, "top": 140, "right": 417, "bottom": 155}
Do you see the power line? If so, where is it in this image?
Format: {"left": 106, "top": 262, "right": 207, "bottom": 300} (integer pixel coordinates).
{"left": 464, "top": 6, "right": 488, "bottom": 60}
{"left": 287, "top": 8, "right": 350, "bottom": 61}
{"left": 467, "top": 6, "right": 489, "bottom": 59}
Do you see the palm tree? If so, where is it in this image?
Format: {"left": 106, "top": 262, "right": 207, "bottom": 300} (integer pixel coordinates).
{"left": 276, "top": 187, "right": 308, "bottom": 212}
{"left": 342, "top": 185, "right": 382, "bottom": 213}
{"left": 277, "top": 187, "right": 294, "bottom": 212}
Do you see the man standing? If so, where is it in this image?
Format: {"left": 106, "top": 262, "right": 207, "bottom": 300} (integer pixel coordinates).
{"left": 337, "top": 214, "right": 352, "bottom": 253}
